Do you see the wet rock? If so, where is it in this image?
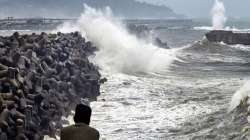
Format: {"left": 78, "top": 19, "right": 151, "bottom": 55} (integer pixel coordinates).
{"left": 0, "top": 56, "right": 14, "bottom": 67}
{"left": 0, "top": 32, "right": 103, "bottom": 139}
{"left": 127, "top": 24, "right": 150, "bottom": 39}
{"left": 0, "top": 109, "right": 10, "bottom": 128}
{"left": 127, "top": 24, "right": 169, "bottom": 48}
{"left": 154, "top": 37, "right": 169, "bottom": 49}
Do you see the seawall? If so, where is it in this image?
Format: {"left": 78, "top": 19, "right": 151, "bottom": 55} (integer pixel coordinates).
{"left": 206, "top": 30, "right": 250, "bottom": 45}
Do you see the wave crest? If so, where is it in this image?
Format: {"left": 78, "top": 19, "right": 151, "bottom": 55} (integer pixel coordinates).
{"left": 55, "top": 4, "right": 177, "bottom": 74}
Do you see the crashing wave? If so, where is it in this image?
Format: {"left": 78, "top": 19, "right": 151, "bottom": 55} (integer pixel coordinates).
{"left": 229, "top": 81, "right": 250, "bottom": 112}
{"left": 55, "top": 4, "right": 177, "bottom": 74}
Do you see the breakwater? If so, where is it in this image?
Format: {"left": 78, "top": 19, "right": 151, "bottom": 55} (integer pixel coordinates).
{"left": 206, "top": 30, "right": 250, "bottom": 45}
{"left": 0, "top": 31, "right": 103, "bottom": 139}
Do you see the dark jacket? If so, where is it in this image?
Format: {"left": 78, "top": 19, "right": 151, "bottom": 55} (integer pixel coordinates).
{"left": 61, "top": 123, "right": 99, "bottom": 140}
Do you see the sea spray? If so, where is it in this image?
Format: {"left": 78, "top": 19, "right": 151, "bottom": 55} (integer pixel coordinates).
{"left": 229, "top": 81, "right": 250, "bottom": 112}
{"left": 211, "top": 0, "right": 227, "bottom": 30}
{"left": 54, "top": 22, "right": 80, "bottom": 34}
{"left": 56, "top": 4, "right": 177, "bottom": 74}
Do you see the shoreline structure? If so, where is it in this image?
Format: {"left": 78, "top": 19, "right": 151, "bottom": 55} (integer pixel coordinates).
{"left": 0, "top": 31, "right": 103, "bottom": 139}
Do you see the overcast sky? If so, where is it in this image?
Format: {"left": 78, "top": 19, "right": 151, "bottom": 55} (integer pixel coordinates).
{"left": 136, "top": 0, "right": 250, "bottom": 18}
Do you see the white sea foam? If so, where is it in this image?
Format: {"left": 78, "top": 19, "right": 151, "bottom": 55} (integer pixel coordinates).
{"left": 229, "top": 81, "right": 250, "bottom": 112}
{"left": 55, "top": 4, "right": 177, "bottom": 74}
{"left": 193, "top": 26, "right": 214, "bottom": 31}
{"left": 193, "top": 26, "right": 250, "bottom": 32}
{"left": 228, "top": 44, "right": 250, "bottom": 52}
{"left": 53, "top": 22, "right": 80, "bottom": 34}
{"left": 193, "top": 26, "right": 231, "bottom": 31}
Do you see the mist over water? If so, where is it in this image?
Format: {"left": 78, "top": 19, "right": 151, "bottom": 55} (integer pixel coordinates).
{"left": 54, "top": 22, "right": 80, "bottom": 34}
{"left": 212, "top": 0, "right": 227, "bottom": 30}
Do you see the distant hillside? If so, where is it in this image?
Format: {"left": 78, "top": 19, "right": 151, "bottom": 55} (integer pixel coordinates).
{"left": 82, "top": 0, "right": 180, "bottom": 19}
{"left": 0, "top": 0, "right": 181, "bottom": 19}
{"left": 0, "top": 0, "right": 80, "bottom": 18}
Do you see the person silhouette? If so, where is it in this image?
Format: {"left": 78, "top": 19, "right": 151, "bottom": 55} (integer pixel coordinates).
{"left": 61, "top": 103, "right": 99, "bottom": 140}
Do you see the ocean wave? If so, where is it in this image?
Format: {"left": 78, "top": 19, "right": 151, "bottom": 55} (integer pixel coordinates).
{"left": 193, "top": 26, "right": 250, "bottom": 32}
{"left": 193, "top": 26, "right": 214, "bottom": 31}
{"left": 229, "top": 81, "right": 250, "bottom": 112}
{"left": 55, "top": 4, "right": 178, "bottom": 74}
{"left": 228, "top": 44, "right": 250, "bottom": 51}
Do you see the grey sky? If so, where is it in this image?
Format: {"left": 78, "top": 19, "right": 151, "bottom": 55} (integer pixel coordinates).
{"left": 136, "top": 0, "right": 250, "bottom": 18}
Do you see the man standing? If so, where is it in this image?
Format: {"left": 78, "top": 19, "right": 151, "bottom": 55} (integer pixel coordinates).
{"left": 61, "top": 104, "right": 100, "bottom": 140}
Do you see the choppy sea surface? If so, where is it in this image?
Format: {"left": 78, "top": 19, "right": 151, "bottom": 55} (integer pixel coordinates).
{"left": 2, "top": 19, "right": 250, "bottom": 140}
{"left": 90, "top": 20, "right": 250, "bottom": 140}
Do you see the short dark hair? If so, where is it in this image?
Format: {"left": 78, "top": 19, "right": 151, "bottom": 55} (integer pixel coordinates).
{"left": 73, "top": 104, "right": 92, "bottom": 125}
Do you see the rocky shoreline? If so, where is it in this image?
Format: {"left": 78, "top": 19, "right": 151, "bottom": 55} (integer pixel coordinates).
{"left": 0, "top": 32, "right": 104, "bottom": 139}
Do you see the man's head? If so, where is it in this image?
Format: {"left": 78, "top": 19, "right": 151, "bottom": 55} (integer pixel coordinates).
{"left": 73, "top": 104, "right": 92, "bottom": 125}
